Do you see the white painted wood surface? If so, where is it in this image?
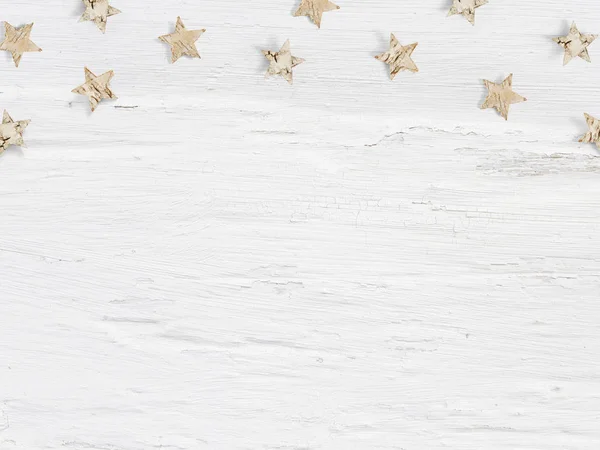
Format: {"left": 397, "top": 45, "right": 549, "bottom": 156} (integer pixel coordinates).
{"left": 1, "top": 1, "right": 600, "bottom": 449}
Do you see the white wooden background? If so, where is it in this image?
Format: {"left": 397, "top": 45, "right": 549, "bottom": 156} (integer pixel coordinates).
{"left": 1, "top": 1, "right": 600, "bottom": 449}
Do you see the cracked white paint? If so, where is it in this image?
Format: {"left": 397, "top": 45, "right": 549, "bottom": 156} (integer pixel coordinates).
{"left": 1, "top": 1, "right": 600, "bottom": 449}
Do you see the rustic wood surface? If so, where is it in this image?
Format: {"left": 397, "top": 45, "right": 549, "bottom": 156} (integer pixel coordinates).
{"left": 1, "top": 1, "right": 600, "bottom": 449}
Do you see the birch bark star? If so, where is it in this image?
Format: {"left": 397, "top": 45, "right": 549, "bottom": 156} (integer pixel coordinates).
{"left": 79, "top": 0, "right": 121, "bottom": 33}
{"left": 262, "top": 40, "right": 305, "bottom": 84}
{"left": 448, "top": 0, "right": 488, "bottom": 25}
{"left": 72, "top": 67, "right": 117, "bottom": 112}
{"left": 375, "top": 34, "right": 419, "bottom": 80}
{"left": 553, "top": 22, "right": 597, "bottom": 65}
{"left": 0, "top": 22, "right": 41, "bottom": 67}
{"left": 580, "top": 114, "right": 600, "bottom": 149}
{"left": 480, "top": 74, "right": 527, "bottom": 121}
{"left": 0, "top": 111, "right": 29, "bottom": 154}
{"left": 294, "top": 0, "right": 340, "bottom": 28}
{"left": 159, "top": 17, "right": 206, "bottom": 64}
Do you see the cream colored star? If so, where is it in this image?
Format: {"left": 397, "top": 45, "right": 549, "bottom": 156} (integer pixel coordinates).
{"left": 262, "top": 40, "right": 305, "bottom": 84}
{"left": 481, "top": 74, "right": 527, "bottom": 120}
{"left": 0, "top": 22, "right": 41, "bottom": 67}
{"left": 579, "top": 113, "right": 600, "bottom": 149}
{"left": 72, "top": 67, "right": 117, "bottom": 112}
{"left": 294, "top": 0, "right": 340, "bottom": 28}
{"left": 448, "top": 0, "right": 488, "bottom": 25}
{"left": 79, "top": 0, "right": 121, "bottom": 33}
{"left": 375, "top": 34, "right": 418, "bottom": 80}
{"left": 0, "top": 111, "right": 29, "bottom": 154}
{"left": 553, "top": 22, "right": 597, "bottom": 65}
{"left": 159, "top": 17, "right": 206, "bottom": 63}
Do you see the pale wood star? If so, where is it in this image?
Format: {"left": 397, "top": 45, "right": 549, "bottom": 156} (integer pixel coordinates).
{"left": 579, "top": 113, "right": 600, "bottom": 149}
{"left": 375, "top": 34, "right": 418, "bottom": 80}
{"left": 553, "top": 22, "right": 597, "bottom": 66}
{"left": 481, "top": 74, "right": 527, "bottom": 120}
{"left": 262, "top": 40, "right": 305, "bottom": 84}
{"left": 71, "top": 67, "right": 117, "bottom": 112}
{"left": 448, "top": 0, "right": 488, "bottom": 25}
{"left": 159, "top": 17, "right": 206, "bottom": 63}
{"left": 0, "top": 22, "right": 41, "bottom": 67}
{"left": 294, "top": 0, "right": 340, "bottom": 28}
{"left": 79, "top": 0, "right": 121, "bottom": 34}
{"left": 0, "top": 111, "right": 29, "bottom": 154}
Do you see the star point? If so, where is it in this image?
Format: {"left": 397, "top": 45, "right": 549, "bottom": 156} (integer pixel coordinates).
{"left": 448, "top": 0, "right": 488, "bottom": 25}
{"left": 159, "top": 17, "right": 206, "bottom": 63}
{"left": 72, "top": 67, "right": 117, "bottom": 112}
{"left": 579, "top": 113, "right": 600, "bottom": 149}
{"left": 554, "top": 22, "right": 597, "bottom": 65}
{"left": 262, "top": 40, "right": 305, "bottom": 84}
{"left": 294, "top": 0, "right": 340, "bottom": 28}
{"left": 0, "top": 22, "right": 42, "bottom": 67}
{"left": 79, "top": 0, "right": 121, "bottom": 33}
{"left": 375, "top": 34, "right": 419, "bottom": 80}
{"left": 480, "top": 73, "right": 527, "bottom": 120}
{"left": 0, "top": 110, "right": 30, "bottom": 154}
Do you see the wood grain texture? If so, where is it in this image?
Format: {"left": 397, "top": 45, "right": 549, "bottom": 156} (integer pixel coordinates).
{"left": 1, "top": 1, "right": 600, "bottom": 449}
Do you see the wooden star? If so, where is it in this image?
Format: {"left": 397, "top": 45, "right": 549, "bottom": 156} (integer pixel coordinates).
{"left": 553, "top": 22, "right": 597, "bottom": 65}
{"left": 0, "top": 111, "right": 29, "bottom": 154}
{"left": 262, "top": 40, "right": 305, "bottom": 84}
{"left": 0, "top": 22, "right": 41, "bottom": 67}
{"left": 71, "top": 67, "right": 117, "bottom": 112}
{"left": 448, "top": 0, "right": 488, "bottom": 25}
{"left": 159, "top": 17, "right": 206, "bottom": 63}
{"left": 481, "top": 74, "right": 527, "bottom": 120}
{"left": 579, "top": 113, "right": 600, "bottom": 149}
{"left": 79, "top": 0, "right": 121, "bottom": 33}
{"left": 375, "top": 34, "right": 418, "bottom": 80}
{"left": 294, "top": 0, "right": 340, "bottom": 28}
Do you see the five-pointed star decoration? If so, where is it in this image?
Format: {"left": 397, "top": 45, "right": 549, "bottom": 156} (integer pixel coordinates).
{"left": 71, "top": 67, "right": 117, "bottom": 112}
{"left": 553, "top": 22, "right": 597, "bottom": 66}
{"left": 159, "top": 17, "right": 206, "bottom": 63}
{"left": 294, "top": 0, "right": 340, "bottom": 28}
{"left": 375, "top": 34, "right": 419, "bottom": 80}
{"left": 481, "top": 73, "right": 527, "bottom": 120}
{"left": 0, "top": 22, "right": 42, "bottom": 67}
{"left": 579, "top": 113, "right": 600, "bottom": 149}
{"left": 262, "top": 40, "right": 305, "bottom": 84}
{"left": 0, "top": 110, "right": 29, "bottom": 154}
{"left": 448, "top": 0, "right": 488, "bottom": 25}
{"left": 79, "top": 0, "right": 121, "bottom": 33}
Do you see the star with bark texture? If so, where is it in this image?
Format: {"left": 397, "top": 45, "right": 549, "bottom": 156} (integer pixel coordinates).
{"left": 579, "top": 114, "right": 600, "bottom": 149}
{"left": 375, "top": 34, "right": 418, "bottom": 80}
{"left": 159, "top": 17, "right": 206, "bottom": 63}
{"left": 294, "top": 0, "right": 339, "bottom": 28}
{"left": 553, "top": 22, "right": 597, "bottom": 65}
{"left": 448, "top": 0, "right": 488, "bottom": 25}
{"left": 72, "top": 67, "right": 117, "bottom": 112}
{"left": 0, "top": 111, "right": 29, "bottom": 154}
{"left": 0, "top": 22, "right": 41, "bottom": 67}
{"left": 262, "top": 40, "right": 305, "bottom": 84}
{"left": 481, "top": 74, "right": 526, "bottom": 120}
{"left": 79, "top": 0, "right": 121, "bottom": 33}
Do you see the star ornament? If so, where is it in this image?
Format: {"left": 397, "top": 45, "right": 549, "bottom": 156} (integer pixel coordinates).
{"left": 375, "top": 34, "right": 418, "bottom": 80}
{"left": 0, "top": 22, "right": 42, "bottom": 67}
{"left": 481, "top": 74, "right": 527, "bottom": 120}
{"left": 554, "top": 22, "right": 597, "bottom": 65}
{"left": 79, "top": 0, "right": 121, "bottom": 33}
{"left": 0, "top": 111, "right": 29, "bottom": 154}
{"left": 448, "top": 0, "right": 488, "bottom": 25}
{"left": 294, "top": 0, "right": 340, "bottom": 28}
{"left": 579, "top": 113, "right": 600, "bottom": 149}
{"left": 262, "top": 40, "right": 305, "bottom": 84}
{"left": 72, "top": 67, "right": 117, "bottom": 112}
{"left": 159, "top": 17, "right": 206, "bottom": 63}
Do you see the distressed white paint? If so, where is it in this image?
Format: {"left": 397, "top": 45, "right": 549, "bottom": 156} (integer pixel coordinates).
{"left": 1, "top": 1, "right": 600, "bottom": 449}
